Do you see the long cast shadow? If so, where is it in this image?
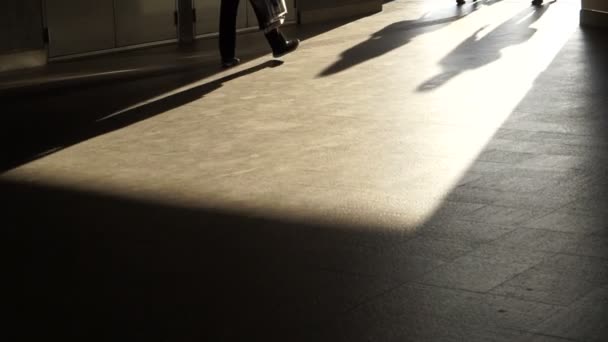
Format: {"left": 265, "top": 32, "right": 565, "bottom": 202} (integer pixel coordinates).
{"left": 5, "top": 177, "right": 421, "bottom": 342}
{"left": 417, "top": 2, "right": 552, "bottom": 92}
{"left": 0, "top": 14, "right": 376, "bottom": 172}
{"left": 0, "top": 60, "right": 283, "bottom": 172}
{"left": 5, "top": 26, "right": 608, "bottom": 342}
{"left": 318, "top": 0, "right": 504, "bottom": 77}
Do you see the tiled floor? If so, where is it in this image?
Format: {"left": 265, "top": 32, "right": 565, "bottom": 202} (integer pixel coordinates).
{"left": 4, "top": 0, "right": 608, "bottom": 341}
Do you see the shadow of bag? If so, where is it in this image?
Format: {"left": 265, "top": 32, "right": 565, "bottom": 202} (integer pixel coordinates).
{"left": 248, "top": 0, "right": 288, "bottom": 32}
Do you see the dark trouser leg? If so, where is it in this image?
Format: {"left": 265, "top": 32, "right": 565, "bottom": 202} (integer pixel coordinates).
{"left": 219, "top": 0, "right": 240, "bottom": 61}
{"left": 264, "top": 29, "right": 287, "bottom": 53}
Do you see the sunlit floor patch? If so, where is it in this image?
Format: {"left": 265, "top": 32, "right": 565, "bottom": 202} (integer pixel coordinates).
{"left": 1, "top": 0, "right": 581, "bottom": 230}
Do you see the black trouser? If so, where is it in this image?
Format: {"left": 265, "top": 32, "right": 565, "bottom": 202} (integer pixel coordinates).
{"left": 219, "top": 0, "right": 287, "bottom": 61}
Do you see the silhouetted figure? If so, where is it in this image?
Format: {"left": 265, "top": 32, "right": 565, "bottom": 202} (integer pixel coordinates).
{"left": 318, "top": 5, "right": 489, "bottom": 77}
{"left": 417, "top": 4, "right": 550, "bottom": 92}
{"left": 220, "top": 0, "right": 299, "bottom": 68}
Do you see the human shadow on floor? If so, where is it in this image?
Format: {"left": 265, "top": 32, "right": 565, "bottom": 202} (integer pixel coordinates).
{"left": 0, "top": 60, "right": 283, "bottom": 172}
{"left": 5, "top": 28, "right": 608, "bottom": 342}
{"left": 318, "top": 1, "right": 503, "bottom": 77}
{"left": 417, "top": 2, "right": 553, "bottom": 92}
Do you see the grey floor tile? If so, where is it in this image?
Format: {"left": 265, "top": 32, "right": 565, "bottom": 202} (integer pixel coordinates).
{"left": 560, "top": 234, "right": 608, "bottom": 259}
{"left": 516, "top": 155, "right": 589, "bottom": 171}
{"left": 535, "top": 287, "right": 608, "bottom": 342}
{"left": 494, "top": 228, "right": 608, "bottom": 259}
{"left": 419, "top": 220, "right": 516, "bottom": 244}
{"left": 295, "top": 240, "right": 444, "bottom": 282}
{"left": 537, "top": 254, "right": 608, "bottom": 285}
{"left": 463, "top": 173, "right": 564, "bottom": 194}
{"left": 268, "top": 269, "right": 402, "bottom": 320}
{"left": 466, "top": 244, "right": 554, "bottom": 266}
{"left": 445, "top": 187, "right": 505, "bottom": 206}
{"left": 565, "top": 196, "right": 608, "bottom": 218}
{"left": 519, "top": 334, "right": 582, "bottom": 342}
{"left": 490, "top": 267, "right": 597, "bottom": 306}
{"left": 477, "top": 149, "right": 537, "bottom": 164}
{"left": 416, "top": 254, "right": 534, "bottom": 292}
{"left": 447, "top": 186, "right": 574, "bottom": 210}
{"left": 524, "top": 211, "right": 606, "bottom": 234}
{"left": 513, "top": 92, "right": 601, "bottom": 118}
{"left": 348, "top": 283, "right": 561, "bottom": 333}
{"left": 428, "top": 201, "right": 487, "bottom": 221}
{"left": 460, "top": 205, "right": 552, "bottom": 226}
{"left": 493, "top": 128, "right": 538, "bottom": 141}
{"left": 492, "top": 228, "right": 579, "bottom": 253}
{"left": 388, "top": 235, "right": 476, "bottom": 263}
{"left": 325, "top": 312, "right": 535, "bottom": 342}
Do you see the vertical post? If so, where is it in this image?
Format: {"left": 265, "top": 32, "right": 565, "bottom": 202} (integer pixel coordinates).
{"left": 177, "top": 0, "right": 195, "bottom": 45}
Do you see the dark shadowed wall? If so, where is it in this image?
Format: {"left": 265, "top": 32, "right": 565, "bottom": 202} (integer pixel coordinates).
{"left": 0, "top": 0, "right": 44, "bottom": 54}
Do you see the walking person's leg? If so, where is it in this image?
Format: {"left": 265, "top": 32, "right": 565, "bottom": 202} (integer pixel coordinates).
{"left": 219, "top": 0, "right": 241, "bottom": 67}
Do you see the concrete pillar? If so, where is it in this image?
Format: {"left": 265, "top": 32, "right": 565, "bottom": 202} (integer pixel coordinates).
{"left": 177, "top": 0, "right": 195, "bottom": 45}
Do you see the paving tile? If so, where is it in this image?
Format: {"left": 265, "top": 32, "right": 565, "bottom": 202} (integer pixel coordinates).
{"left": 493, "top": 228, "right": 608, "bottom": 259}
{"left": 485, "top": 138, "right": 607, "bottom": 159}
{"left": 516, "top": 155, "right": 589, "bottom": 171}
{"left": 490, "top": 267, "right": 597, "bottom": 306}
{"left": 465, "top": 244, "right": 554, "bottom": 266}
{"left": 565, "top": 196, "right": 608, "bottom": 218}
{"left": 463, "top": 173, "right": 563, "bottom": 194}
{"left": 446, "top": 186, "right": 574, "bottom": 210}
{"left": 460, "top": 205, "right": 551, "bottom": 226}
{"left": 535, "top": 287, "right": 608, "bottom": 342}
{"left": 560, "top": 234, "right": 608, "bottom": 259}
{"left": 419, "top": 220, "right": 516, "bottom": 244}
{"left": 388, "top": 235, "right": 476, "bottom": 263}
{"left": 299, "top": 240, "right": 445, "bottom": 282}
{"left": 466, "top": 163, "right": 581, "bottom": 181}
{"left": 538, "top": 254, "right": 608, "bottom": 285}
{"left": 477, "top": 149, "right": 537, "bottom": 164}
{"left": 345, "top": 283, "right": 562, "bottom": 333}
{"left": 429, "top": 201, "right": 487, "bottom": 221}
{"left": 416, "top": 254, "right": 535, "bottom": 293}
{"left": 268, "top": 269, "right": 402, "bottom": 321}
{"left": 513, "top": 91, "right": 602, "bottom": 117}
{"left": 489, "top": 253, "right": 608, "bottom": 309}
{"left": 445, "top": 187, "right": 505, "bottom": 205}
{"left": 324, "top": 312, "right": 535, "bottom": 342}
{"left": 523, "top": 211, "right": 606, "bottom": 234}
{"left": 454, "top": 172, "right": 485, "bottom": 187}
{"left": 493, "top": 128, "right": 538, "bottom": 141}
{"left": 519, "top": 334, "right": 581, "bottom": 342}
{"left": 492, "top": 228, "right": 579, "bottom": 253}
